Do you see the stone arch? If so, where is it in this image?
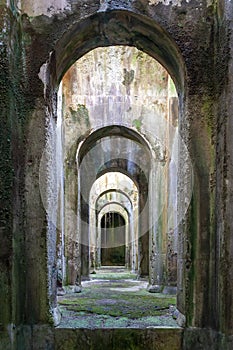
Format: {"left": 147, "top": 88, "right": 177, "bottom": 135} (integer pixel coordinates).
{"left": 42, "top": 12, "right": 186, "bottom": 325}
{"left": 96, "top": 189, "right": 134, "bottom": 211}
{"left": 99, "top": 202, "right": 130, "bottom": 224}
{"left": 77, "top": 125, "right": 152, "bottom": 164}
{"left": 76, "top": 127, "right": 151, "bottom": 280}
{"left": 99, "top": 205, "right": 128, "bottom": 267}
{"left": 50, "top": 10, "right": 185, "bottom": 94}
{"left": 36, "top": 7, "right": 190, "bottom": 328}
{"left": 89, "top": 174, "right": 138, "bottom": 271}
{"left": 2, "top": 0, "right": 225, "bottom": 344}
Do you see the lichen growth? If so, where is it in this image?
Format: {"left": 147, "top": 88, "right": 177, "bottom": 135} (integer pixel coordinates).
{"left": 69, "top": 104, "right": 90, "bottom": 128}
{"left": 132, "top": 119, "right": 142, "bottom": 132}
{"left": 122, "top": 68, "right": 135, "bottom": 86}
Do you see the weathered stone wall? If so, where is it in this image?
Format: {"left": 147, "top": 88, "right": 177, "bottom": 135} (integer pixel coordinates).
{"left": 1, "top": 0, "right": 233, "bottom": 349}
{"left": 0, "top": 0, "right": 53, "bottom": 347}
{"left": 0, "top": 2, "right": 14, "bottom": 342}
{"left": 214, "top": 0, "right": 233, "bottom": 345}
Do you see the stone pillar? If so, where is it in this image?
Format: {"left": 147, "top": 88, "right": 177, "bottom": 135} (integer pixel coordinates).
{"left": 164, "top": 98, "right": 179, "bottom": 294}
{"left": 81, "top": 244, "right": 90, "bottom": 278}
{"left": 96, "top": 214, "right": 102, "bottom": 268}
{"left": 217, "top": 2, "right": 233, "bottom": 342}
{"left": 148, "top": 162, "right": 165, "bottom": 292}
{"left": 177, "top": 90, "right": 217, "bottom": 330}
{"left": 0, "top": 2, "right": 14, "bottom": 333}
{"left": 164, "top": 228, "right": 177, "bottom": 294}
{"left": 129, "top": 213, "right": 137, "bottom": 272}
{"left": 24, "top": 99, "right": 55, "bottom": 324}
{"left": 125, "top": 219, "right": 130, "bottom": 269}
{"left": 64, "top": 163, "right": 80, "bottom": 286}
{"left": 80, "top": 195, "right": 90, "bottom": 279}
{"left": 56, "top": 84, "right": 66, "bottom": 293}
{"left": 89, "top": 206, "right": 96, "bottom": 271}
{"left": 138, "top": 190, "right": 149, "bottom": 277}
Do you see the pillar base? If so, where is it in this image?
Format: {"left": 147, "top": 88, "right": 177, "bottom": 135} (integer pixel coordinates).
{"left": 170, "top": 306, "right": 186, "bottom": 327}
{"left": 53, "top": 307, "right": 61, "bottom": 326}
{"left": 81, "top": 275, "right": 90, "bottom": 281}
{"left": 163, "top": 285, "right": 177, "bottom": 295}
{"left": 63, "top": 285, "right": 82, "bottom": 293}
{"left": 147, "top": 284, "right": 163, "bottom": 293}
{"left": 74, "top": 285, "right": 82, "bottom": 293}
{"left": 57, "top": 287, "right": 66, "bottom": 296}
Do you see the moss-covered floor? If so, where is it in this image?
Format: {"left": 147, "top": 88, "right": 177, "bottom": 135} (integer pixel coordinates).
{"left": 57, "top": 268, "right": 179, "bottom": 329}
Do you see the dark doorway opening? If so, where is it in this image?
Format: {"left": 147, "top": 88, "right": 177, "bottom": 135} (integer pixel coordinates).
{"left": 101, "top": 212, "right": 126, "bottom": 266}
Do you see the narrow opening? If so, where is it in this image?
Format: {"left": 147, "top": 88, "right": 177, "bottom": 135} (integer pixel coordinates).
{"left": 101, "top": 212, "right": 126, "bottom": 266}
{"left": 89, "top": 170, "right": 139, "bottom": 280}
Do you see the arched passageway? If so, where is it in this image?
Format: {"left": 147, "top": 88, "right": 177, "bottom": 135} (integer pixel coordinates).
{"left": 53, "top": 45, "right": 183, "bottom": 316}
{"left": 47, "top": 42, "right": 183, "bottom": 321}
{"left": 100, "top": 211, "right": 126, "bottom": 266}
{"left": 90, "top": 172, "right": 138, "bottom": 272}
{"left": 2, "top": 1, "right": 231, "bottom": 349}
{"left": 37, "top": 36, "right": 186, "bottom": 330}
{"left": 20, "top": 4, "right": 192, "bottom": 334}
{"left": 77, "top": 131, "right": 151, "bottom": 279}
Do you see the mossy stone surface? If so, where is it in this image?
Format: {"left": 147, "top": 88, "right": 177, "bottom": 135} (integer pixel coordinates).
{"left": 58, "top": 270, "right": 177, "bottom": 329}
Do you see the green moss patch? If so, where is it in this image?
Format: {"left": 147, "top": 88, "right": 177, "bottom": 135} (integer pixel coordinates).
{"left": 58, "top": 271, "right": 177, "bottom": 329}
{"left": 90, "top": 271, "right": 137, "bottom": 280}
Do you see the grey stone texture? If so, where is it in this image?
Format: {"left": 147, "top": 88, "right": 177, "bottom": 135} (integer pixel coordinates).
{"left": 0, "top": 0, "right": 233, "bottom": 349}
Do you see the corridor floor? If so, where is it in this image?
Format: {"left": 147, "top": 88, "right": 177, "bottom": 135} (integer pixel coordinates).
{"left": 57, "top": 267, "right": 179, "bottom": 329}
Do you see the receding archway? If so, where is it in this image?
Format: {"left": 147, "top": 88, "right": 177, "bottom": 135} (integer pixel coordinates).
{"left": 100, "top": 212, "right": 126, "bottom": 266}
{"left": 3, "top": 0, "right": 221, "bottom": 343}
{"left": 42, "top": 12, "right": 188, "bottom": 328}
{"left": 55, "top": 44, "right": 181, "bottom": 304}
{"left": 90, "top": 172, "right": 138, "bottom": 271}
{"left": 76, "top": 130, "right": 152, "bottom": 280}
